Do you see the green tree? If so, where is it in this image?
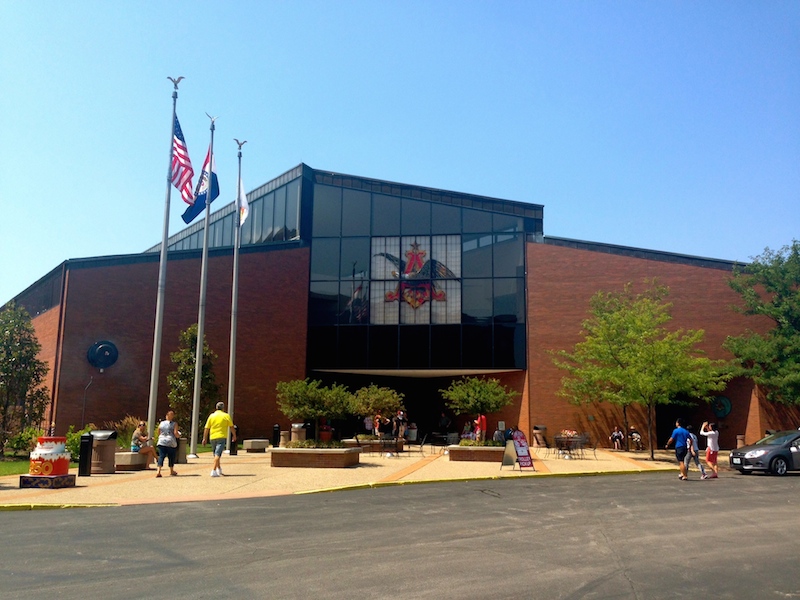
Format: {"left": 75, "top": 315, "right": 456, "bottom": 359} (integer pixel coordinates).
{"left": 166, "top": 324, "right": 220, "bottom": 440}
{"left": 724, "top": 241, "right": 800, "bottom": 405}
{"left": 439, "top": 377, "right": 517, "bottom": 419}
{"left": 351, "top": 384, "right": 405, "bottom": 423}
{"left": 275, "top": 379, "right": 353, "bottom": 440}
{"left": 552, "top": 281, "right": 731, "bottom": 458}
{"left": 0, "top": 303, "right": 50, "bottom": 454}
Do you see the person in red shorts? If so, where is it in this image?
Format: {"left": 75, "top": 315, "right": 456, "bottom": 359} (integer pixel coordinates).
{"left": 700, "top": 421, "right": 720, "bottom": 478}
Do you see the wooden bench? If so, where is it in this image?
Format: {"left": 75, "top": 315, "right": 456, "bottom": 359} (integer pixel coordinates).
{"left": 115, "top": 451, "right": 149, "bottom": 471}
{"left": 243, "top": 439, "right": 270, "bottom": 453}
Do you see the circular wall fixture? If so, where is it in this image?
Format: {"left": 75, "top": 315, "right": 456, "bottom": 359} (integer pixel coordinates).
{"left": 87, "top": 341, "right": 119, "bottom": 370}
{"left": 712, "top": 396, "right": 732, "bottom": 419}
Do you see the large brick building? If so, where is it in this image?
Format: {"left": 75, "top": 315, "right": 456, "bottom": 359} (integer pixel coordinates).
{"left": 10, "top": 164, "right": 793, "bottom": 448}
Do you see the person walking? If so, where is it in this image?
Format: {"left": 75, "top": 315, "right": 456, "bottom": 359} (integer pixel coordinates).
{"left": 665, "top": 418, "right": 691, "bottom": 480}
{"left": 202, "top": 401, "right": 236, "bottom": 477}
{"left": 684, "top": 425, "right": 707, "bottom": 479}
{"left": 700, "top": 421, "right": 720, "bottom": 478}
{"left": 155, "top": 410, "right": 180, "bottom": 478}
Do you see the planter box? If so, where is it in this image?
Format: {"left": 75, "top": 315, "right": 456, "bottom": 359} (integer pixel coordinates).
{"left": 270, "top": 447, "right": 361, "bottom": 468}
{"left": 115, "top": 451, "right": 149, "bottom": 471}
{"left": 447, "top": 445, "right": 505, "bottom": 462}
{"left": 342, "top": 439, "right": 405, "bottom": 453}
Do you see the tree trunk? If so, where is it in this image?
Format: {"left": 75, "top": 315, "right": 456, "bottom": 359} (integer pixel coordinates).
{"left": 647, "top": 403, "right": 655, "bottom": 460}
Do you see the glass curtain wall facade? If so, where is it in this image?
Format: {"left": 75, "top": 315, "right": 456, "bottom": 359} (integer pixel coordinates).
{"left": 161, "top": 165, "right": 304, "bottom": 252}
{"left": 308, "top": 179, "right": 537, "bottom": 371}
{"left": 151, "top": 164, "right": 542, "bottom": 372}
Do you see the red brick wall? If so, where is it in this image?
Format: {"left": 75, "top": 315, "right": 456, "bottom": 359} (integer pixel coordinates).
{"left": 50, "top": 247, "right": 309, "bottom": 439}
{"left": 526, "top": 242, "right": 775, "bottom": 449}
{"left": 30, "top": 304, "right": 62, "bottom": 427}
{"left": 32, "top": 237, "right": 795, "bottom": 450}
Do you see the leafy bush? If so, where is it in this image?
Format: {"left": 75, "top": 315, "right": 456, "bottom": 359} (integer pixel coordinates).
{"left": 7, "top": 427, "right": 43, "bottom": 456}
{"left": 103, "top": 415, "right": 141, "bottom": 449}
{"left": 458, "top": 439, "right": 504, "bottom": 447}
{"left": 351, "top": 384, "right": 405, "bottom": 419}
{"left": 276, "top": 379, "right": 354, "bottom": 439}
{"left": 440, "top": 377, "right": 517, "bottom": 416}
{"left": 284, "top": 439, "right": 344, "bottom": 449}
{"left": 65, "top": 424, "right": 94, "bottom": 461}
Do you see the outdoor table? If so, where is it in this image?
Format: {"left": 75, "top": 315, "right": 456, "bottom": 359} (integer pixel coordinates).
{"left": 429, "top": 432, "right": 450, "bottom": 453}
{"left": 553, "top": 435, "right": 584, "bottom": 459}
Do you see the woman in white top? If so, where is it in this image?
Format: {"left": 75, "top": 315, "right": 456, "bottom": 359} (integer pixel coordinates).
{"left": 700, "top": 421, "right": 720, "bottom": 478}
{"left": 155, "top": 410, "right": 180, "bottom": 478}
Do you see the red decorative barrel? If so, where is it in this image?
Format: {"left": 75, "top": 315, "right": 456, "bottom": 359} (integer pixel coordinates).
{"left": 29, "top": 436, "right": 71, "bottom": 476}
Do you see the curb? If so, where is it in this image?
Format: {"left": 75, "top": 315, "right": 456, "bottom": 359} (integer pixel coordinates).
{"left": 297, "top": 466, "right": 675, "bottom": 495}
{"left": 0, "top": 503, "right": 118, "bottom": 511}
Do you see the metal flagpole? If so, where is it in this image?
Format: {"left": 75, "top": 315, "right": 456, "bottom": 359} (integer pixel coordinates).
{"left": 189, "top": 115, "right": 217, "bottom": 458}
{"left": 226, "top": 139, "right": 247, "bottom": 453}
{"left": 147, "top": 76, "right": 184, "bottom": 437}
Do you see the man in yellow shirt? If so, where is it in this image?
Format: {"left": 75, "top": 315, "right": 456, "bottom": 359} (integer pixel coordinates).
{"left": 202, "top": 401, "right": 236, "bottom": 477}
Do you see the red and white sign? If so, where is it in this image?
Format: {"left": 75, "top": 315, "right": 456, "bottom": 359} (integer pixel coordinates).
{"left": 512, "top": 430, "right": 533, "bottom": 469}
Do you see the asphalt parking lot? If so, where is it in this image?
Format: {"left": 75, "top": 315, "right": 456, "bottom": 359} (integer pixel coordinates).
{"left": 3, "top": 470, "right": 799, "bottom": 599}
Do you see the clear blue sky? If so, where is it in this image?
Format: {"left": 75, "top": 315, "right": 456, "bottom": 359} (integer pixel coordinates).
{"left": 1, "top": 1, "right": 798, "bottom": 305}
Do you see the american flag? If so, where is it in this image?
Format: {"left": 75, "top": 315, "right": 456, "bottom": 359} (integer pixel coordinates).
{"left": 171, "top": 115, "right": 194, "bottom": 204}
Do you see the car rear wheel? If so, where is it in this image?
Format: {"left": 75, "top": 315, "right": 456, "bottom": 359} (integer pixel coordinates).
{"left": 770, "top": 456, "right": 789, "bottom": 476}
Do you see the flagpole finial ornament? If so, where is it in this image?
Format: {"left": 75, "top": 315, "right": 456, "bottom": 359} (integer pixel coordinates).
{"left": 167, "top": 76, "right": 185, "bottom": 91}
{"left": 234, "top": 138, "right": 247, "bottom": 150}
{"left": 205, "top": 112, "right": 218, "bottom": 124}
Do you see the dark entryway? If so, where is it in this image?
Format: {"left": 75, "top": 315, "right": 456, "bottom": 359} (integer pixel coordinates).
{"left": 311, "top": 372, "right": 467, "bottom": 439}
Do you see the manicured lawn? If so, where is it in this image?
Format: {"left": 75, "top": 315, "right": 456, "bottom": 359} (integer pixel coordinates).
{"left": 0, "top": 457, "right": 32, "bottom": 477}
{"left": 1, "top": 442, "right": 217, "bottom": 477}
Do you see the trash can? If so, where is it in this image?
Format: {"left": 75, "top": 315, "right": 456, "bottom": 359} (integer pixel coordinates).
{"left": 90, "top": 430, "right": 117, "bottom": 474}
{"left": 533, "top": 426, "right": 547, "bottom": 448}
{"left": 280, "top": 430, "right": 290, "bottom": 447}
{"left": 272, "top": 424, "right": 281, "bottom": 448}
{"left": 736, "top": 434, "right": 746, "bottom": 448}
{"left": 291, "top": 423, "right": 306, "bottom": 442}
{"left": 176, "top": 438, "right": 188, "bottom": 464}
{"left": 78, "top": 433, "right": 94, "bottom": 477}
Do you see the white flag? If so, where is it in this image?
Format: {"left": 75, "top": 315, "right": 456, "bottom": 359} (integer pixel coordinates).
{"left": 237, "top": 176, "right": 249, "bottom": 226}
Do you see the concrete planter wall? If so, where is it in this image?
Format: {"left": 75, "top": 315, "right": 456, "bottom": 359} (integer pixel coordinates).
{"left": 447, "top": 445, "right": 505, "bottom": 462}
{"left": 270, "top": 447, "right": 361, "bottom": 468}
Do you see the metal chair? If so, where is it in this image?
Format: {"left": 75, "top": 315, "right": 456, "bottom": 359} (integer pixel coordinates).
{"left": 580, "top": 434, "right": 598, "bottom": 459}
{"left": 406, "top": 434, "right": 427, "bottom": 457}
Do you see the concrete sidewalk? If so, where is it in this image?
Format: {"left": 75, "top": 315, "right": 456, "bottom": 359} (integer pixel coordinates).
{"left": 0, "top": 446, "right": 681, "bottom": 509}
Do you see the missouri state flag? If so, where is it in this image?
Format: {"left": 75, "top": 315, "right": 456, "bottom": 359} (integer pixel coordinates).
{"left": 181, "top": 145, "right": 219, "bottom": 224}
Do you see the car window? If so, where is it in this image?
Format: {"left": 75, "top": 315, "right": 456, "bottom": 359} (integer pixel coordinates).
{"left": 756, "top": 431, "right": 799, "bottom": 446}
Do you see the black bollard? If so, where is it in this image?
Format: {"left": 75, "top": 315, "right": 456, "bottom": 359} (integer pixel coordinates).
{"left": 78, "top": 433, "right": 93, "bottom": 477}
{"left": 272, "top": 423, "right": 280, "bottom": 448}
{"left": 229, "top": 425, "right": 238, "bottom": 456}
